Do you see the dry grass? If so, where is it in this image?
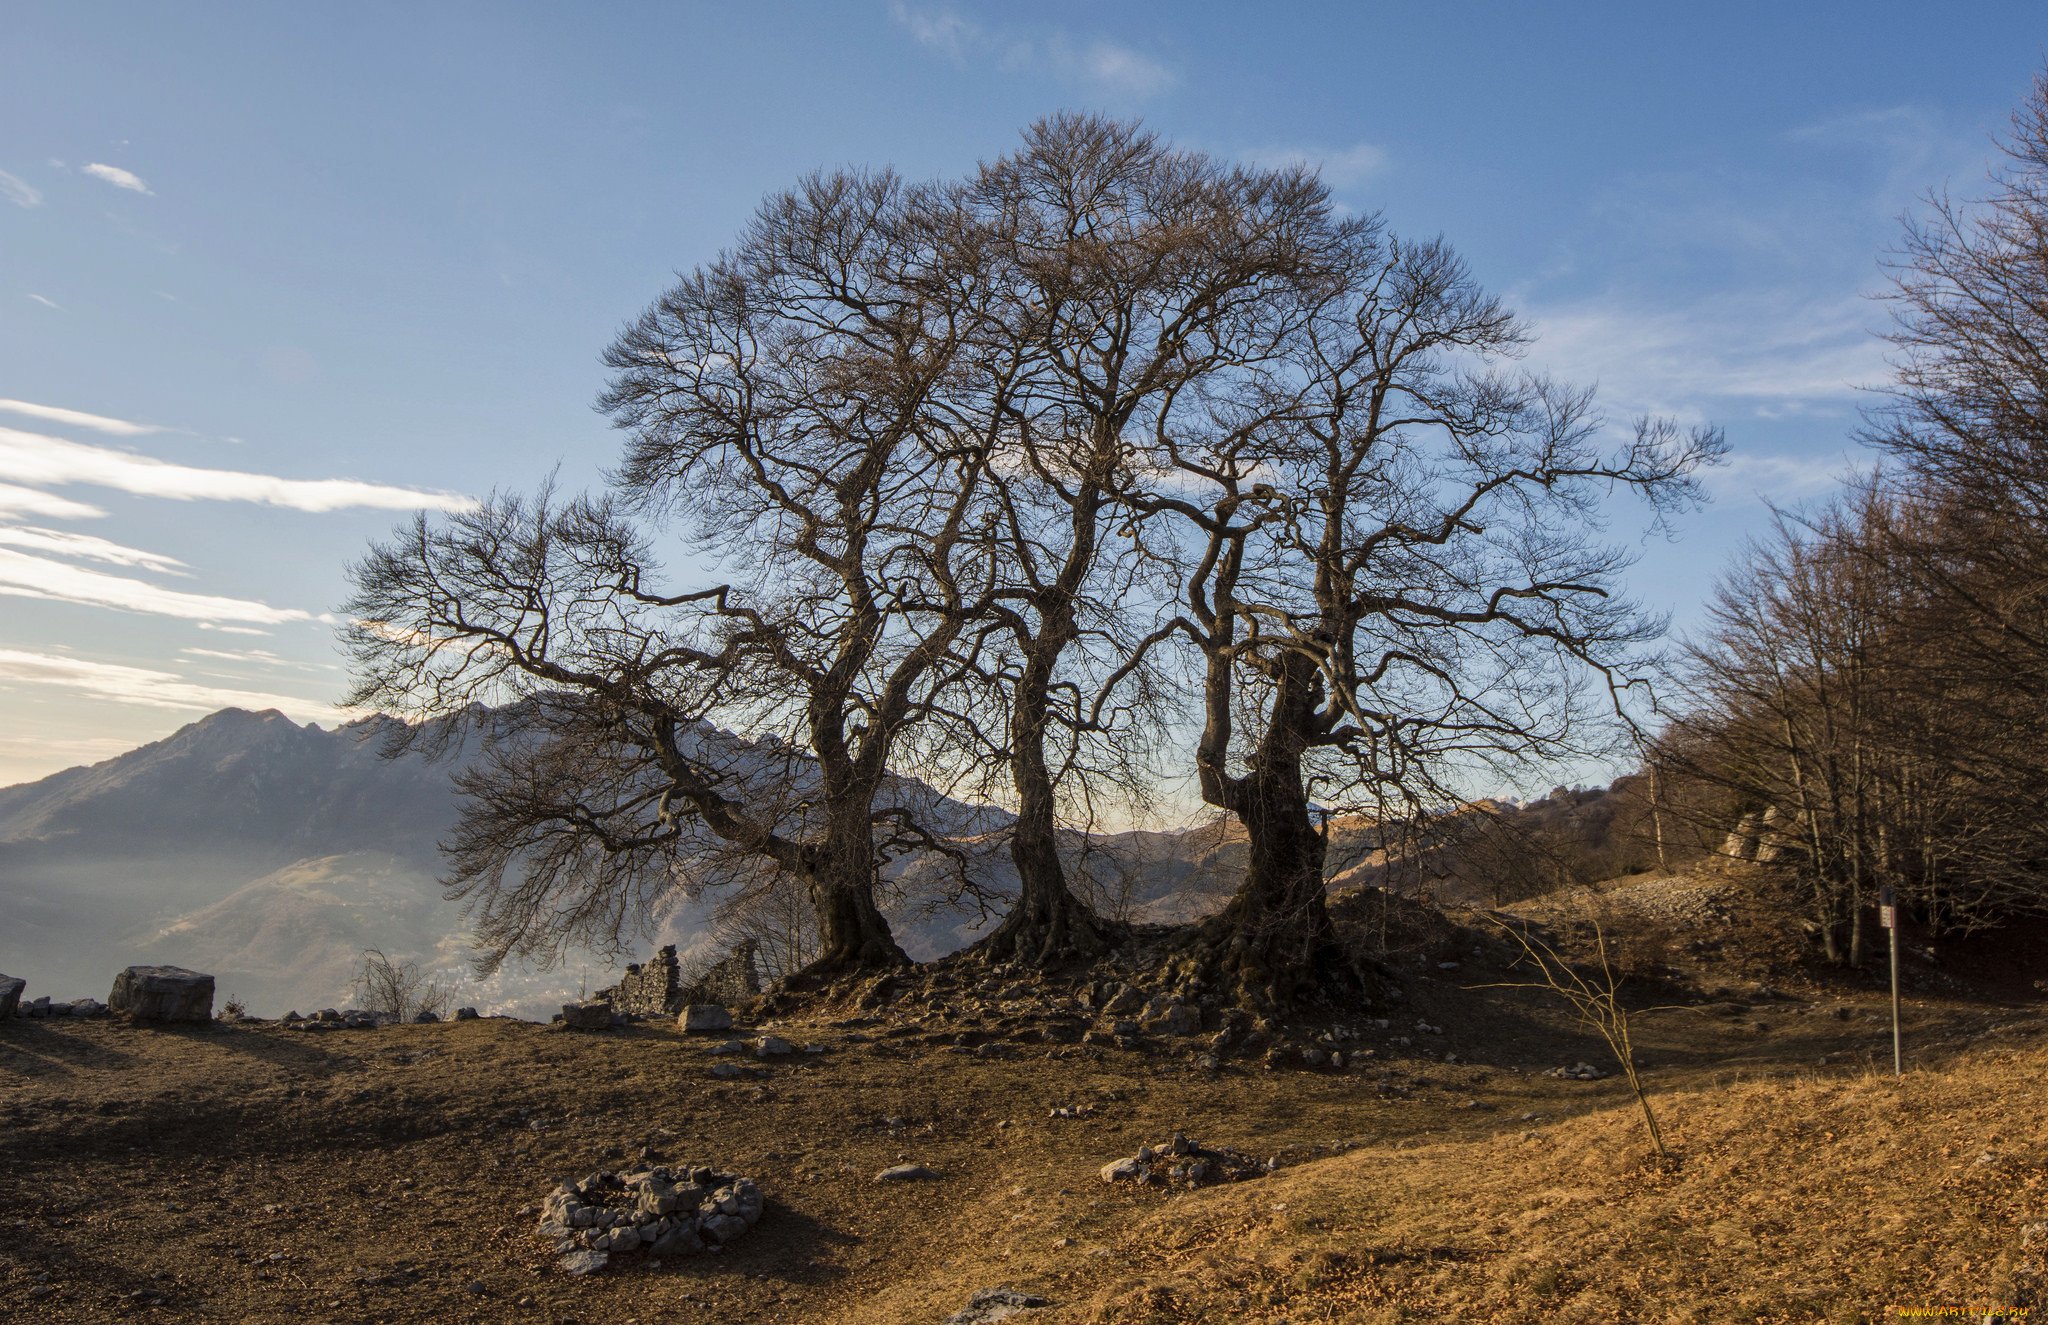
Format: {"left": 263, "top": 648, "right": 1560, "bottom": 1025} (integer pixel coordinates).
{"left": 1082, "top": 1037, "right": 2048, "bottom": 1322}
{"left": 0, "top": 938, "right": 2041, "bottom": 1323}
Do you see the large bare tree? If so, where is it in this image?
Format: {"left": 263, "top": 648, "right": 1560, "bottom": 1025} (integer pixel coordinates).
{"left": 1143, "top": 225, "right": 1720, "bottom": 1007}
{"left": 349, "top": 169, "right": 1000, "bottom": 977}
{"left": 954, "top": 116, "right": 1333, "bottom": 964}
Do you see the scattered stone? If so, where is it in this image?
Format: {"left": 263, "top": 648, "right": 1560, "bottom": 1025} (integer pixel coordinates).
{"left": 559, "top": 1002, "right": 613, "bottom": 1031}
{"left": 707, "top": 1039, "right": 748, "bottom": 1055}
{"left": 539, "top": 1164, "right": 761, "bottom": 1272}
{"left": 412, "top": 1010, "right": 440, "bottom": 1024}
{"left": 454, "top": 1007, "right": 480, "bottom": 1021}
{"left": 0, "top": 974, "right": 22, "bottom": 1019}
{"left": 108, "top": 966, "right": 215, "bottom": 1022}
{"left": 67, "top": 998, "right": 105, "bottom": 1018}
{"left": 1139, "top": 1000, "right": 1201, "bottom": 1037}
{"left": 1099, "top": 1133, "right": 1271, "bottom": 1189}
{"left": 875, "top": 1163, "right": 940, "bottom": 1182}
{"left": 1548, "top": 1062, "right": 1609, "bottom": 1081}
{"left": 709, "top": 1062, "right": 750, "bottom": 1080}
{"left": 680, "top": 1004, "right": 734, "bottom": 1033}
{"left": 755, "top": 1035, "right": 794, "bottom": 1058}
{"left": 945, "top": 1287, "right": 1053, "bottom": 1323}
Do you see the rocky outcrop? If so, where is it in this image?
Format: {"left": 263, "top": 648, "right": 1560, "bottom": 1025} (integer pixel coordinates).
{"left": 108, "top": 966, "right": 214, "bottom": 1022}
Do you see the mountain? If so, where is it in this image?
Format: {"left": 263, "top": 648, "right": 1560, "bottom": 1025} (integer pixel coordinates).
{"left": 0, "top": 704, "right": 1638, "bottom": 1018}
{"left": 0, "top": 706, "right": 1030, "bottom": 1017}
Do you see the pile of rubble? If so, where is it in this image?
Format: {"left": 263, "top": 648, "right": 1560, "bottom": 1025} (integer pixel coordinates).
{"left": 1099, "top": 1131, "right": 1274, "bottom": 1189}
{"left": 538, "top": 1165, "right": 763, "bottom": 1274}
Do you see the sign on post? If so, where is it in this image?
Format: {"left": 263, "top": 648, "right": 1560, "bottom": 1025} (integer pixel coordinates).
{"left": 1880, "top": 885, "right": 1902, "bottom": 1077}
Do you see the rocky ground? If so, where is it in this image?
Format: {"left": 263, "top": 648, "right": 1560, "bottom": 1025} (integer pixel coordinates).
{"left": 1, "top": 871, "right": 2043, "bottom": 1323}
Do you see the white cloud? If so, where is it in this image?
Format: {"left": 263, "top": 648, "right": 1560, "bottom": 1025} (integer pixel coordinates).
{"left": 0, "top": 398, "right": 160, "bottom": 436}
{"left": 0, "top": 170, "right": 41, "bottom": 208}
{"left": 0, "top": 526, "right": 187, "bottom": 573}
{"left": 0, "top": 482, "right": 104, "bottom": 521}
{"left": 82, "top": 162, "right": 152, "bottom": 195}
{"left": 0, "top": 547, "right": 315, "bottom": 624}
{"left": 891, "top": 0, "right": 978, "bottom": 61}
{"left": 1703, "top": 450, "right": 1858, "bottom": 502}
{"left": 1241, "top": 142, "right": 1388, "bottom": 189}
{"left": 27, "top": 294, "right": 59, "bottom": 310}
{"left": 1527, "top": 292, "right": 1889, "bottom": 425}
{"left": 0, "top": 647, "right": 350, "bottom": 720}
{"left": 180, "top": 645, "right": 334, "bottom": 671}
{"left": 197, "top": 623, "right": 272, "bottom": 637}
{"left": 0, "top": 427, "right": 477, "bottom": 513}
{"left": 1046, "top": 34, "right": 1177, "bottom": 98}
{"left": 889, "top": 4, "right": 1176, "bottom": 98}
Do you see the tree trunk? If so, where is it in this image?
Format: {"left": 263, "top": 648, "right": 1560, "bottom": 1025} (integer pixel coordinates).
{"left": 796, "top": 787, "right": 908, "bottom": 979}
{"left": 975, "top": 654, "right": 1116, "bottom": 965}
{"left": 1184, "top": 653, "right": 1353, "bottom": 1010}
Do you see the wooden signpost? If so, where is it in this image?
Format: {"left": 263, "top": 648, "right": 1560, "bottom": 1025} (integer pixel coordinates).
{"left": 1880, "top": 885, "right": 1901, "bottom": 1077}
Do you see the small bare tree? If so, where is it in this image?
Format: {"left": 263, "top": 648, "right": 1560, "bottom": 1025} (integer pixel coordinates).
{"left": 1477, "top": 914, "right": 1672, "bottom": 1162}
{"left": 352, "top": 948, "right": 453, "bottom": 1022}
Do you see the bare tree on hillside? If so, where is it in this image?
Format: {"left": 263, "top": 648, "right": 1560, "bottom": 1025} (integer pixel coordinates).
{"left": 1139, "top": 222, "right": 1720, "bottom": 1008}
{"left": 349, "top": 167, "right": 1002, "bottom": 979}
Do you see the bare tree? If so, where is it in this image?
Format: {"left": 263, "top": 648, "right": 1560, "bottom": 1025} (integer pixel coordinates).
{"left": 350, "top": 168, "right": 1000, "bottom": 980}
{"left": 352, "top": 948, "right": 453, "bottom": 1022}
{"left": 954, "top": 116, "right": 1333, "bottom": 964}
{"left": 1141, "top": 221, "right": 1719, "bottom": 1008}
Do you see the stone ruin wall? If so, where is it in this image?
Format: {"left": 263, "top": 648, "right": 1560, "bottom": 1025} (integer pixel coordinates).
{"left": 601, "top": 941, "right": 762, "bottom": 1017}
{"left": 607, "top": 946, "right": 683, "bottom": 1017}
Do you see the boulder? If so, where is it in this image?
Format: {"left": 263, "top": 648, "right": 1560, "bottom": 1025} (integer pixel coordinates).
{"left": 680, "top": 1005, "right": 733, "bottom": 1033}
{"left": 560, "top": 1002, "right": 613, "bottom": 1031}
{"left": 946, "top": 1288, "right": 1053, "bottom": 1324}
{"left": 108, "top": 966, "right": 215, "bottom": 1023}
{"left": 874, "top": 1163, "right": 940, "bottom": 1182}
{"left": 754, "top": 1035, "right": 793, "bottom": 1058}
{"left": 0, "top": 974, "right": 22, "bottom": 1019}
{"left": 67, "top": 999, "right": 105, "bottom": 1018}
{"left": 411, "top": 1010, "right": 440, "bottom": 1024}
{"left": 454, "top": 1007, "right": 480, "bottom": 1021}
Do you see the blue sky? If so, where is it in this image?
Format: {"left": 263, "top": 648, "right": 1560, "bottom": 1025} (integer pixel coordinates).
{"left": 0, "top": 2, "right": 2040, "bottom": 787}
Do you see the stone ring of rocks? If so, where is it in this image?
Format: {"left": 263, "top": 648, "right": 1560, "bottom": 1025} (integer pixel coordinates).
{"left": 538, "top": 1165, "right": 763, "bottom": 1275}
{"left": 1099, "top": 1130, "right": 1275, "bottom": 1189}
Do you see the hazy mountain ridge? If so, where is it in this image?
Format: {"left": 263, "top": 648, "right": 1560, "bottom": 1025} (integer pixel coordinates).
{"left": 0, "top": 705, "right": 1627, "bottom": 1018}
{"left": 0, "top": 706, "right": 1030, "bottom": 1017}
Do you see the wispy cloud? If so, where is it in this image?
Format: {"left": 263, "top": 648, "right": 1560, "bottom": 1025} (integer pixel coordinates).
{"left": 197, "top": 623, "right": 272, "bottom": 637}
{"left": 0, "top": 170, "right": 41, "bottom": 208}
{"left": 26, "top": 294, "right": 60, "bottom": 310}
{"left": 0, "top": 526, "right": 187, "bottom": 573}
{"left": 0, "top": 482, "right": 104, "bottom": 521}
{"left": 1044, "top": 34, "right": 1177, "bottom": 98}
{"left": 1241, "top": 141, "right": 1388, "bottom": 189}
{"left": 0, "top": 398, "right": 160, "bottom": 436}
{"left": 0, "top": 547, "right": 316, "bottom": 624}
{"left": 1527, "top": 291, "right": 1890, "bottom": 425}
{"left": 890, "top": 3, "right": 1177, "bottom": 98}
{"left": 82, "top": 162, "right": 152, "bottom": 195}
{"left": 1703, "top": 450, "right": 1859, "bottom": 502}
{"left": 180, "top": 645, "right": 335, "bottom": 672}
{"left": 0, "top": 427, "right": 476, "bottom": 513}
{"left": 0, "top": 647, "right": 348, "bottom": 720}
